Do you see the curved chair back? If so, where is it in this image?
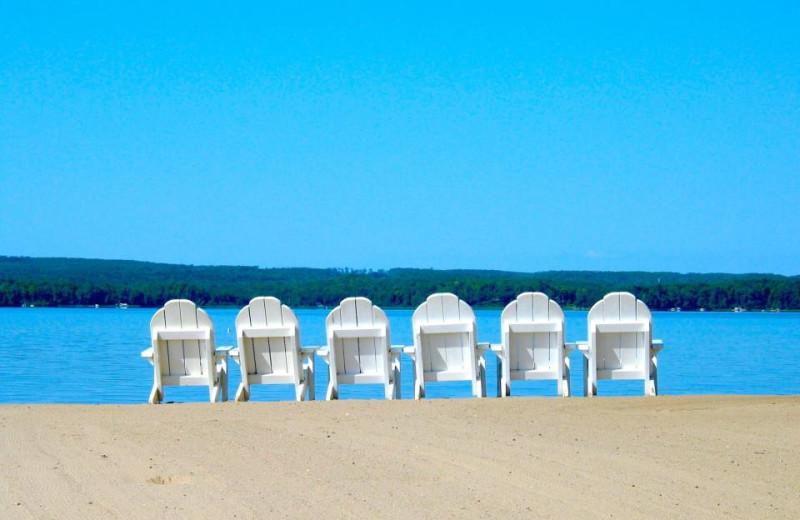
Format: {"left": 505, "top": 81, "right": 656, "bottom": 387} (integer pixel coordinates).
{"left": 411, "top": 293, "right": 484, "bottom": 398}
{"left": 587, "top": 292, "right": 654, "bottom": 395}
{"left": 324, "top": 297, "right": 397, "bottom": 399}
{"left": 150, "top": 299, "right": 215, "bottom": 380}
{"left": 147, "top": 299, "right": 226, "bottom": 403}
{"left": 235, "top": 297, "right": 301, "bottom": 382}
{"left": 499, "top": 292, "right": 568, "bottom": 396}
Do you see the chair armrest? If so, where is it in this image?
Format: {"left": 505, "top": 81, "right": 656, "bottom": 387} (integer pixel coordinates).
{"left": 477, "top": 342, "right": 490, "bottom": 356}
{"left": 388, "top": 346, "right": 403, "bottom": 372}
{"left": 489, "top": 343, "right": 504, "bottom": 359}
{"left": 141, "top": 347, "right": 154, "bottom": 366}
{"left": 229, "top": 348, "right": 240, "bottom": 363}
{"left": 566, "top": 341, "right": 589, "bottom": 357}
{"left": 299, "top": 347, "right": 317, "bottom": 373}
{"left": 214, "top": 346, "right": 232, "bottom": 361}
{"left": 402, "top": 345, "right": 416, "bottom": 360}
{"left": 317, "top": 347, "right": 330, "bottom": 364}
{"left": 651, "top": 339, "right": 665, "bottom": 356}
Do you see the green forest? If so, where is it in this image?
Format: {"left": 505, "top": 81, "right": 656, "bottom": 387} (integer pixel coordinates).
{"left": 1, "top": 256, "right": 798, "bottom": 310}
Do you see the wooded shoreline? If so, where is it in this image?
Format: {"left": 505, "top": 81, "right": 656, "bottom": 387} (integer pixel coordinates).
{"left": 2, "top": 256, "right": 799, "bottom": 311}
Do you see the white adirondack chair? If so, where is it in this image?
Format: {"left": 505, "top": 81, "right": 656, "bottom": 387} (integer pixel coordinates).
{"left": 229, "top": 297, "right": 315, "bottom": 402}
{"left": 409, "top": 293, "right": 487, "bottom": 399}
{"left": 494, "top": 292, "right": 571, "bottom": 397}
{"left": 141, "top": 299, "right": 228, "bottom": 404}
{"left": 318, "top": 297, "right": 401, "bottom": 400}
{"left": 585, "top": 292, "right": 664, "bottom": 396}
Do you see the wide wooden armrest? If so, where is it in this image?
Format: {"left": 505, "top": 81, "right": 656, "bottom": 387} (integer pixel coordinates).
{"left": 229, "top": 347, "right": 240, "bottom": 363}
{"left": 299, "top": 347, "right": 317, "bottom": 372}
{"left": 566, "top": 341, "right": 589, "bottom": 356}
{"left": 477, "top": 342, "right": 490, "bottom": 355}
{"left": 141, "top": 348, "right": 154, "bottom": 366}
{"left": 389, "top": 346, "right": 405, "bottom": 358}
{"left": 489, "top": 343, "right": 504, "bottom": 357}
{"left": 402, "top": 345, "right": 416, "bottom": 360}
{"left": 652, "top": 339, "right": 665, "bottom": 356}
{"left": 214, "top": 346, "right": 232, "bottom": 361}
{"left": 317, "top": 347, "right": 330, "bottom": 363}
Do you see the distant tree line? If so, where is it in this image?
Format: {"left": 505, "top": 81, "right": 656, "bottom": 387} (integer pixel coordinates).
{"left": 1, "top": 256, "right": 798, "bottom": 310}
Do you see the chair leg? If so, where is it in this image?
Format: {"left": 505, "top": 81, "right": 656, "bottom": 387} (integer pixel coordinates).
{"left": 394, "top": 363, "right": 401, "bottom": 400}
{"left": 148, "top": 385, "right": 162, "bottom": 405}
{"left": 412, "top": 362, "right": 424, "bottom": 399}
{"left": 473, "top": 357, "right": 486, "bottom": 398}
{"left": 326, "top": 381, "right": 338, "bottom": 400}
{"left": 235, "top": 383, "right": 249, "bottom": 402}
{"left": 306, "top": 360, "right": 316, "bottom": 401}
{"left": 651, "top": 357, "right": 659, "bottom": 396}
{"left": 584, "top": 355, "right": 596, "bottom": 397}
{"left": 415, "top": 382, "right": 425, "bottom": 400}
{"left": 210, "top": 364, "right": 227, "bottom": 403}
{"left": 497, "top": 358, "right": 509, "bottom": 397}
{"left": 220, "top": 363, "right": 228, "bottom": 402}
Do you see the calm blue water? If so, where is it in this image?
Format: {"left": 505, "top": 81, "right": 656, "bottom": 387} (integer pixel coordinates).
{"left": 1, "top": 308, "right": 798, "bottom": 404}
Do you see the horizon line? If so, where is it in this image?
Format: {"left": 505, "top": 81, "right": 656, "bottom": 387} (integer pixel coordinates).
{"left": 1, "top": 254, "right": 797, "bottom": 278}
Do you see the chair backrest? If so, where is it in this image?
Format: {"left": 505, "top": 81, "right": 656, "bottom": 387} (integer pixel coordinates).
{"left": 235, "top": 297, "right": 300, "bottom": 377}
{"left": 587, "top": 292, "right": 652, "bottom": 371}
{"left": 150, "top": 299, "right": 215, "bottom": 377}
{"left": 501, "top": 292, "right": 564, "bottom": 371}
{"left": 412, "top": 293, "right": 476, "bottom": 374}
{"left": 325, "top": 297, "right": 390, "bottom": 376}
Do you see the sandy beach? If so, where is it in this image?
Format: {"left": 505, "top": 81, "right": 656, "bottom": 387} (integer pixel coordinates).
{"left": 1, "top": 395, "right": 798, "bottom": 519}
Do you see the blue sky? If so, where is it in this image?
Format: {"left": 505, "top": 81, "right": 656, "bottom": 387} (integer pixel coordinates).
{"left": 1, "top": 2, "right": 798, "bottom": 274}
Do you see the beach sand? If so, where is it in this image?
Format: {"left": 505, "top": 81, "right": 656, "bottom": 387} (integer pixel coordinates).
{"left": 1, "top": 395, "right": 798, "bottom": 519}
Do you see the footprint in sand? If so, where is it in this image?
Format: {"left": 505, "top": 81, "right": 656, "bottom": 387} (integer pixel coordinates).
{"left": 147, "top": 475, "right": 191, "bottom": 485}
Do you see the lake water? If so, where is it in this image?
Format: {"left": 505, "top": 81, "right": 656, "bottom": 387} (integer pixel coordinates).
{"left": 1, "top": 308, "right": 798, "bottom": 404}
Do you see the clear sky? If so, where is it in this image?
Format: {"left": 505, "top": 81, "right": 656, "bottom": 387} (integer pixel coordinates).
{"left": 1, "top": 2, "right": 798, "bottom": 274}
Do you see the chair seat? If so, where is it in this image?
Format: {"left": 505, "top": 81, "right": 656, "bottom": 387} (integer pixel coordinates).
{"left": 509, "top": 368, "right": 560, "bottom": 380}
